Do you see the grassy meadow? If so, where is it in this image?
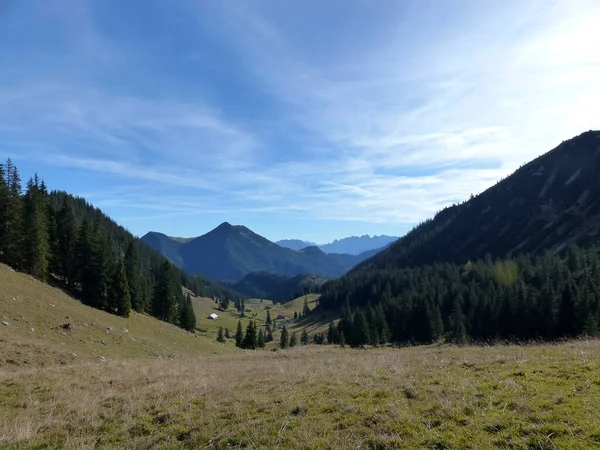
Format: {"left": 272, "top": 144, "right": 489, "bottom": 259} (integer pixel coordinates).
{"left": 2, "top": 342, "right": 600, "bottom": 449}
{"left": 3, "top": 264, "right": 600, "bottom": 449}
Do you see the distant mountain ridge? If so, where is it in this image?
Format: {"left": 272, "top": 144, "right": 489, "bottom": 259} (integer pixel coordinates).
{"left": 275, "top": 239, "right": 316, "bottom": 251}
{"left": 276, "top": 235, "right": 398, "bottom": 255}
{"left": 353, "top": 130, "right": 600, "bottom": 274}
{"left": 142, "top": 223, "right": 380, "bottom": 283}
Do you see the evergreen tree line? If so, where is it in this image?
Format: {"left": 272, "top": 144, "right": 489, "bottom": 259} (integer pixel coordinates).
{"left": 320, "top": 245, "right": 600, "bottom": 346}
{"left": 0, "top": 159, "right": 238, "bottom": 329}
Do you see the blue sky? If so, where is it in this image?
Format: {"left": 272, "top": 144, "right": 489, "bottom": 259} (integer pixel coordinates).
{"left": 2, "top": 0, "right": 600, "bottom": 243}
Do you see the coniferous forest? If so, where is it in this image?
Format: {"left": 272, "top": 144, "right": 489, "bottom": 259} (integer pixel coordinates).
{"left": 0, "top": 159, "right": 238, "bottom": 330}
{"left": 320, "top": 245, "right": 600, "bottom": 346}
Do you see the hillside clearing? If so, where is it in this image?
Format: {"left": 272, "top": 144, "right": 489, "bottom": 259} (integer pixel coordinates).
{"left": 2, "top": 341, "right": 600, "bottom": 448}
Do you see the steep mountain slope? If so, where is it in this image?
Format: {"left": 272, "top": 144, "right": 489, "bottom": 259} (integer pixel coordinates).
{"left": 319, "top": 235, "right": 398, "bottom": 254}
{"left": 276, "top": 239, "right": 316, "bottom": 250}
{"left": 230, "top": 272, "right": 327, "bottom": 302}
{"left": 141, "top": 231, "right": 185, "bottom": 267}
{"left": 355, "top": 131, "right": 600, "bottom": 273}
{"left": 142, "top": 223, "right": 374, "bottom": 282}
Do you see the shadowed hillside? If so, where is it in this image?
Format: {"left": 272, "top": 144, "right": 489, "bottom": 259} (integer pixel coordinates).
{"left": 355, "top": 131, "right": 600, "bottom": 273}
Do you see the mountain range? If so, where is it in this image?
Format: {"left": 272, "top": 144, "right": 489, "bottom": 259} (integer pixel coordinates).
{"left": 276, "top": 235, "right": 398, "bottom": 255}
{"left": 141, "top": 223, "right": 382, "bottom": 283}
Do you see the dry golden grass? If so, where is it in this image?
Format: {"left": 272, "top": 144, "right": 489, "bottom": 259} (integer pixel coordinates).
{"left": 2, "top": 341, "right": 600, "bottom": 449}
{"left": 0, "top": 263, "right": 236, "bottom": 368}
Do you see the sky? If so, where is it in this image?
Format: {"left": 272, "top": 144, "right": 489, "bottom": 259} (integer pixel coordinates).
{"left": 2, "top": 0, "right": 600, "bottom": 244}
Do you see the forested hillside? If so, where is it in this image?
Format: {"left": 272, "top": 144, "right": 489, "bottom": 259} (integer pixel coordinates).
{"left": 0, "top": 159, "right": 238, "bottom": 331}
{"left": 319, "top": 131, "right": 600, "bottom": 347}
{"left": 321, "top": 245, "right": 600, "bottom": 346}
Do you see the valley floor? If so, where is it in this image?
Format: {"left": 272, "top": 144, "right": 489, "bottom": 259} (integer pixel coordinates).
{"left": 2, "top": 341, "right": 600, "bottom": 449}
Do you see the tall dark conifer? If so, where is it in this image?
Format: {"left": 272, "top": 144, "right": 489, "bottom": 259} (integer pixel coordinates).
{"left": 21, "top": 175, "right": 49, "bottom": 280}
{"left": 235, "top": 320, "right": 244, "bottom": 348}
{"left": 1, "top": 159, "right": 22, "bottom": 268}
{"left": 179, "top": 292, "right": 196, "bottom": 331}
{"left": 152, "top": 260, "right": 178, "bottom": 323}
{"left": 124, "top": 242, "right": 144, "bottom": 312}
{"left": 109, "top": 257, "right": 131, "bottom": 317}
{"left": 55, "top": 201, "right": 77, "bottom": 285}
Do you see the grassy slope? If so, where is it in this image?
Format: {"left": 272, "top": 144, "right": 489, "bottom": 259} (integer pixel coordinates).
{"left": 4, "top": 265, "right": 600, "bottom": 448}
{"left": 2, "top": 342, "right": 600, "bottom": 448}
{"left": 0, "top": 264, "right": 236, "bottom": 367}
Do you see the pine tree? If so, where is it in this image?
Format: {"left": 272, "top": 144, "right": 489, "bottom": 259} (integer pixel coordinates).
{"left": 280, "top": 326, "right": 289, "bottom": 349}
{"left": 327, "top": 321, "right": 339, "bottom": 344}
{"left": 125, "top": 242, "right": 143, "bottom": 312}
{"left": 21, "top": 175, "right": 49, "bottom": 280}
{"left": 339, "top": 331, "right": 346, "bottom": 347}
{"left": 225, "top": 328, "right": 231, "bottom": 339}
{"left": 242, "top": 321, "right": 258, "bottom": 349}
{"left": 266, "top": 323, "right": 274, "bottom": 342}
{"left": 265, "top": 310, "right": 272, "bottom": 325}
{"left": 448, "top": 295, "right": 468, "bottom": 344}
{"left": 352, "top": 311, "right": 370, "bottom": 347}
{"left": 55, "top": 200, "right": 77, "bottom": 285}
{"left": 294, "top": 311, "right": 298, "bottom": 320}
{"left": 235, "top": 320, "right": 244, "bottom": 348}
{"left": 1, "top": 159, "right": 23, "bottom": 268}
{"left": 300, "top": 328, "right": 309, "bottom": 345}
{"left": 217, "top": 326, "right": 226, "bottom": 343}
{"left": 289, "top": 331, "right": 298, "bottom": 348}
{"left": 257, "top": 328, "right": 265, "bottom": 348}
{"left": 152, "top": 260, "right": 178, "bottom": 323}
{"left": 109, "top": 258, "right": 131, "bottom": 317}
{"left": 0, "top": 161, "right": 8, "bottom": 262}
{"left": 179, "top": 292, "right": 196, "bottom": 331}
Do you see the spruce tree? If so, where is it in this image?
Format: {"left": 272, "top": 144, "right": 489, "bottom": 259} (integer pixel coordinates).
{"left": 152, "top": 260, "right": 178, "bottom": 323}
{"left": 327, "top": 321, "right": 339, "bottom": 344}
{"left": 339, "top": 331, "right": 346, "bottom": 347}
{"left": 225, "top": 328, "right": 231, "bottom": 339}
{"left": 242, "top": 321, "right": 258, "bottom": 349}
{"left": 217, "top": 326, "right": 226, "bottom": 343}
{"left": 109, "top": 258, "right": 131, "bottom": 317}
{"left": 300, "top": 328, "right": 309, "bottom": 345}
{"left": 21, "top": 176, "right": 49, "bottom": 280}
{"left": 448, "top": 295, "right": 468, "bottom": 344}
{"left": 266, "top": 309, "right": 272, "bottom": 325}
{"left": 266, "top": 323, "right": 274, "bottom": 342}
{"left": 235, "top": 320, "right": 244, "bottom": 348}
{"left": 1, "top": 159, "right": 22, "bottom": 268}
{"left": 0, "top": 161, "right": 8, "bottom": 262}
{"left": 289, "top": 331, "right": 298, "bottom": 347}
{"left": 179, "top": 292, "right": 196, "bottom": 331}
{"left": 55, "top": 200, "right": 77, "bottom": 285}
{"left": 125, "top": 242, "right": 143, "bottom": 312}
{"left": 258, "top": 328, "right": 265, "bottom": 348}
{"left": 280, "top": 326, "right": 289, "bottom": 349}
{"left": 352, "top": 311, "right": 370, "bottom": 347}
